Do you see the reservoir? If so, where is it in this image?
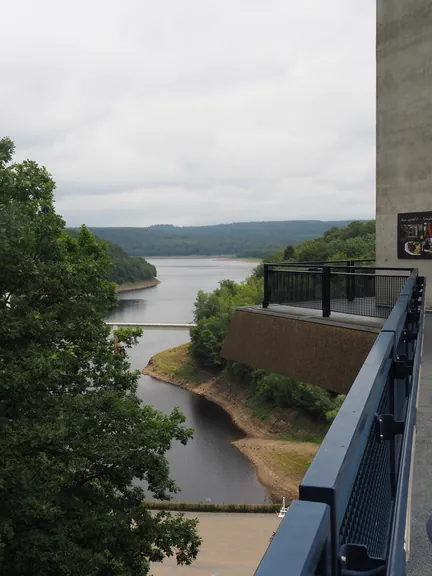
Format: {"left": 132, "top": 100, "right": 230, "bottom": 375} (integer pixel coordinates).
{"left": 105, "top": 258, "right": 270, "bottom": 504}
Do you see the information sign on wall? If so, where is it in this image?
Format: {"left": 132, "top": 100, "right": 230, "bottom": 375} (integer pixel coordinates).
{"left": 398, "top": 211, "right": 432, "bottom": 259}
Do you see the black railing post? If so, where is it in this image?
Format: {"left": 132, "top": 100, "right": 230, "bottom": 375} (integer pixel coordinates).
{"left": 322, "top": 266, "right": 331, "bottom": 317}
{"left": 263, "top": 264, "right": 270, "bottom": 308}
{"left": 347, "top": 260, "right": 355, "bottom": 302}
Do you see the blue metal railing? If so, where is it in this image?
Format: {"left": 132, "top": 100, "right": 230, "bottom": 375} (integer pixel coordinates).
{"left": 255, "top": 501, "right": 332, "bottom": 575}
{"left": 255, "top": 268, "right": 426, "bottom": 576}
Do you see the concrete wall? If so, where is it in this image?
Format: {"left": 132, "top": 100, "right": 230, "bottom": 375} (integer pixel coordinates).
{"left": 376, "top": 1, "right": 432, "bottom": 307}
{"left": 221, "top": 309, "right": 378, "bottom": 395}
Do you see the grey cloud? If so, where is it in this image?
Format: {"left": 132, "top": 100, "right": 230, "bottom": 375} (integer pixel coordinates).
{"left": 1, "top": 0, "right": 376, "bottom": 227}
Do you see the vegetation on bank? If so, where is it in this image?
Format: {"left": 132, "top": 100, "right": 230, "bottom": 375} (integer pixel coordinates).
{"left": 0, "top": 137, "right": 199, "bottom": 576}
{"left": 87, "top": 220, "right": 354, "bottom": 258}
{"left": 68, "top": 229, "right": 157, "bottom": 286}
{"left": 145, "top": 501, "right": 281, "bottom": 513}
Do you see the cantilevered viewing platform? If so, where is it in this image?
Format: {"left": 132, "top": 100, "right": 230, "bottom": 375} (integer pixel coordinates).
{"left": 222, "top": 262, "right": 411, "bottom": 394}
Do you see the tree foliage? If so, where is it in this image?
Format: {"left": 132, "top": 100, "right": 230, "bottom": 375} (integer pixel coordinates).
{"left": 293, "top": 220, "right": 375, "bottom": 263}
{"left": 0, "top": 138, "right": 200, "bottom": 575}
{"left": 190, "top": 279, "right": 263, "bottom": 369}
{"left": 252, "top": 220, "right": 376, "bottom": 280}
{"left": 226, "top": 364, "right": 341, "bottom": 422}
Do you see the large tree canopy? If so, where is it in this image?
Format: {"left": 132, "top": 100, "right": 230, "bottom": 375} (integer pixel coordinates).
{"left": 0, "top": 138, "right": 200, "bottom": 575}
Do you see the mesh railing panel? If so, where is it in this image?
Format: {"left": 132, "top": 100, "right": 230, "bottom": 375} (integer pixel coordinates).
{"left": 267, "top": 269, "right": 322, "bottom": 310}
{"left": 329, "top": 273, "right": 408, "bottom": 319}
{"left": 339, "top": 374, "right": 393, "bottom": 559}
{"left": 265, "top": 268, "right": 409, "bottom": 319}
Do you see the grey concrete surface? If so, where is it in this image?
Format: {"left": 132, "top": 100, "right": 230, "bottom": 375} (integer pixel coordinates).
{"left": 151, "top": 513, "right": 281, "bottom": 575}
{"left": 407, "top": 313, "right": 432, "bottom": 575}
{"left": 241, "top": 304, "right": 384, "bottom": 332}
{"left": 376, "top": 1, "right": 432, "bottom": 307}
{"left": 222, "top": 307, "right": 378, "bottom": 394}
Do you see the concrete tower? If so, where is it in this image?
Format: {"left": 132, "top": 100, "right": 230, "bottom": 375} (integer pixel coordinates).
{"left": 376, "top": 2, "right": 432, "bottom": 307}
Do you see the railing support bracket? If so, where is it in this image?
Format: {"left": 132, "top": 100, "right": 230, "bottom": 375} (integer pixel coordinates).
{"left": 339, "top": 544, "right": 386, "bottom": 575}
{"left": 394, "top": 355, "right": 413, "bottom": 378}
{"left": 375, "top": 414, "right": 405, "bottom": 442}
{"left": 407, "top": 311, "right": 420, "bottom": 324}
{"left": 403, "top": 329, "right": 417, "bottom": 343}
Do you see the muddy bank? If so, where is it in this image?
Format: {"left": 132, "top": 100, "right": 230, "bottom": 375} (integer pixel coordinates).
{"left": 115, "top": 279, "right": 160, "bottom": 293}
{"left": 144, "top": 351, "right": 320, "bottom": 501}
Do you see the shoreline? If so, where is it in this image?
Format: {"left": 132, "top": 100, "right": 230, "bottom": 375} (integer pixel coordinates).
{"left": 143, "top": 255, "right": 261, "bottom": 263}
{"left": 144, "top": 357, "right": 319, "bottom": 502}
{"left": 115, "top": 279, "right": 160, "bottom": 293}
{"left": 144, "top": 366, "right": 268, "bottom": 439}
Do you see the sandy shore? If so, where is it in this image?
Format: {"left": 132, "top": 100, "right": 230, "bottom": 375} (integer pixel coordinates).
{"left": 144, "top": 360, "right": 319, "bottom": 501}
{"left": 115, "top": 279, "right": 160, "bottom": 293}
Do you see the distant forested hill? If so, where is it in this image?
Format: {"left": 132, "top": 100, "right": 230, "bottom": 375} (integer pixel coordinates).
{"left": 67, "top": 229, "right": 157, "bottom": 285}
{"left": 85, "top": 221, "right": 353, "bottom": 257}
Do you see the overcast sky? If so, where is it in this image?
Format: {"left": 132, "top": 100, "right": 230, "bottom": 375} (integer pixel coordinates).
{"left": 1, "top": 0, "right": 375, "bottom": 227}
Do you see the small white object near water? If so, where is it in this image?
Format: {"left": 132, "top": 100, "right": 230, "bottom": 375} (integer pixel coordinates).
{"left": 277, "top": 497, "right": 289, "bottom": 518}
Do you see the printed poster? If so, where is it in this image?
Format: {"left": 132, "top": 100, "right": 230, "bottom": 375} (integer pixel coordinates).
{"left": 398, "top": 212, "right": 432, "bottom": 259}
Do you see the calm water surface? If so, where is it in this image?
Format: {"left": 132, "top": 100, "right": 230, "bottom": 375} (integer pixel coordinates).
{"left": 105, "top": 258, "right": 270, "bottom": 504}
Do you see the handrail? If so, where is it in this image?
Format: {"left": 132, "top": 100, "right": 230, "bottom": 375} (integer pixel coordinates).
{"left": 255, "top": 269, "right": 426, "bottom": 575}
{"left": 264, "top": 259, "right": 375, "bottom": 267}
{"left": 387, "top": 279, "right": 426, "bottom": 573}
{"left": 265, "top": 263, "right": 412, "bottom": 272}
{"left": 255, "top": 501, "right": 332, "bottom": 575}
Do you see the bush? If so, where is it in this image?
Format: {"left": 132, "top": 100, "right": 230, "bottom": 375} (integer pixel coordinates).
{"left": 226, "top": 362, "right": 344, "bottom": 421}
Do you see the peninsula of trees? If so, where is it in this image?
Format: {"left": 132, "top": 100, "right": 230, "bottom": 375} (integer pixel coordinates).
{"left": 68, "top": 229, "right": 157, "bottom": 286}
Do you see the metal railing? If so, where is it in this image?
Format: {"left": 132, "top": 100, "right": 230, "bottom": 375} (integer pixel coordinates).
{"left": 255, "top": 269, "right": 426, "bottom": 575}
{"left": 263, "top": 261, "right": 412, "bottom": 319}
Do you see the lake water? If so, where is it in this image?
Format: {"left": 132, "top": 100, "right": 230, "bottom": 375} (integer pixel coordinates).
{"left": 105, "top": 258, "right": 270, "bottom": 504}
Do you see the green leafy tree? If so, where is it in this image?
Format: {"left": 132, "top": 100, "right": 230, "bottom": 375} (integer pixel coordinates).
{"left": 0, "top": 138, "right": 200, "bottom": 576}
{"left": 282, "top": 245, "right": 295, "bottom": 260}
{"left": 294, "top": 238, "right": 331, "bottom": 262}
{"left": 190, "top": 279, "right": 262, "bottom": 369}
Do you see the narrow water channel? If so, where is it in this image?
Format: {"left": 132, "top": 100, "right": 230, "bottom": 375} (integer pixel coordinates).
{"left": 105, "top": 258, "right": 270, "bottom": 504}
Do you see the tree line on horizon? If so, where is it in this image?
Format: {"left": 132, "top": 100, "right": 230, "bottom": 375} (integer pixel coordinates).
{"left": 86, "top": 219, "right": 358, "bottom": 258}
